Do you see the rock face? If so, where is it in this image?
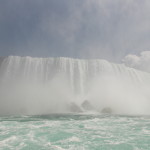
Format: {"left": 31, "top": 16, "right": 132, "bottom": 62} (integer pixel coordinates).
{"left": 68, "top": 102, "right": 82, "bottom": 113}
{"left": 81, "top": 100, "right": 94, "bottom": 111}
{"left": 101, "top": 107, "right": 112, "bottom": 114}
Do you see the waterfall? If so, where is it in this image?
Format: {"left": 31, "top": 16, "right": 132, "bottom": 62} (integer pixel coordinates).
{"left": 1, "top": 56, "right": 150, "bottom": 94}
{"left": 0, "top": 56, "right": 150, "bottom": 115}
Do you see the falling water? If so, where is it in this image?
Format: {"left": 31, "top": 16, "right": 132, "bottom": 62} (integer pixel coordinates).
{"left": 0, "top": 56, "right": 150, "bottom": 115}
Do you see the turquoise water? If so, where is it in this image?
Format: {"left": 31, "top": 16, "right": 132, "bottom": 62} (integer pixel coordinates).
{"left": 0, "top": 114, "right": 150, "bottom": 150}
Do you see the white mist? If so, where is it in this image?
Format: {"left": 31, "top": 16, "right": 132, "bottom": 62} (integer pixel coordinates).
{"left": 0, "top": 56, "right": 150, "bottom": 115}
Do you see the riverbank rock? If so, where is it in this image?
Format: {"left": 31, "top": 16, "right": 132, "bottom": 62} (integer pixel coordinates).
{"left": 101, "top": 107, "right": 112, "bottom": 114}
{"left": 68, "top": 102, "right": 82, "bottom": 113}
{"left": 81, "top": 100, "right": 94, "bottom": 111}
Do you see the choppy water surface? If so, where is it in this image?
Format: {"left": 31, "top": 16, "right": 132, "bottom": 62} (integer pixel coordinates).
{"left": 0, "top": 114, "right": 150, "bottom": 150}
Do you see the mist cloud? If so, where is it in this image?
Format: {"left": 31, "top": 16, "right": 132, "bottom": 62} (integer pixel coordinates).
{"left": 123, "top": 51, "right": 150, "bottom": 72}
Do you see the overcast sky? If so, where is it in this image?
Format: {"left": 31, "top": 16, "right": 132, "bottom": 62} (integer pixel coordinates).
{"left": 0, "top": 0, "right": 150, "bottom": 62}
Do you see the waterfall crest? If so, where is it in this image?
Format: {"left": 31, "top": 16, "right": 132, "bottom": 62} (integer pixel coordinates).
{"left": 1, "top": 56, "right": 150, "bottom": 93}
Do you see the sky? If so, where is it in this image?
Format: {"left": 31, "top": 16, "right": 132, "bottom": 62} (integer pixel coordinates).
{"left": 0, "top": 0, "right": 150, "bottom": 62}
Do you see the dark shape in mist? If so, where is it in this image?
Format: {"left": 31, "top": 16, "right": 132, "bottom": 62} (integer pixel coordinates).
{"left": 67, "top": 102, "right": 82, "bottom": 113}
{"left": 81, "top": 100, "right": 94, "bottom": 111}
{"left": 101, "top": 107, "right": 113, "bottom": 114}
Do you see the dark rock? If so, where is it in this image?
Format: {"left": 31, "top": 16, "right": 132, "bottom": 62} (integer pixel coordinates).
{"left": 101, "top": 107, "right": 112, "bottom": 114}
{"left": 81, "top": 100, "right": 94, "bottom": 111}
{"left": 68, "top": 102, "right": 82, "bottom": 113}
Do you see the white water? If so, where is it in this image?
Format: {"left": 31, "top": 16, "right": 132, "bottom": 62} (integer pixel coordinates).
{"left": 0, "top": 56, "right": 150, "bottom": 115}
